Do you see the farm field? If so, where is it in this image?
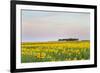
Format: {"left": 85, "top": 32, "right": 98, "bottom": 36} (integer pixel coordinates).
{"left": 21, "top": 41, "right": 90, "bottom": 63}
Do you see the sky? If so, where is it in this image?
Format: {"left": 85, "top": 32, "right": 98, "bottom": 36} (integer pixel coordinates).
{"left": 21, "top": 10, "right": 90, "bottom": 42}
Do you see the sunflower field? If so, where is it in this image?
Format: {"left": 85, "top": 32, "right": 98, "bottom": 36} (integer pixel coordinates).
{"left": 21, "top": 41, "right": 90, "bottom": 63}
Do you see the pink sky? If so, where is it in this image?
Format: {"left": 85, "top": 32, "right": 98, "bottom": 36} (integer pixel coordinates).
{"left": 22, "top": 10, "right": 90, "bottom": 42}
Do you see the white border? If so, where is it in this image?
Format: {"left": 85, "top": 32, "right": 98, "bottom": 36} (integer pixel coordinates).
{"left": 16, "top": 4, "right": 94, "bottom": 69}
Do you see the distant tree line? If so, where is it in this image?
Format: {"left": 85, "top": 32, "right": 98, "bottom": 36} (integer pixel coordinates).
{"left": 58, "top": 38, "right": 79, "bottom": 41}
